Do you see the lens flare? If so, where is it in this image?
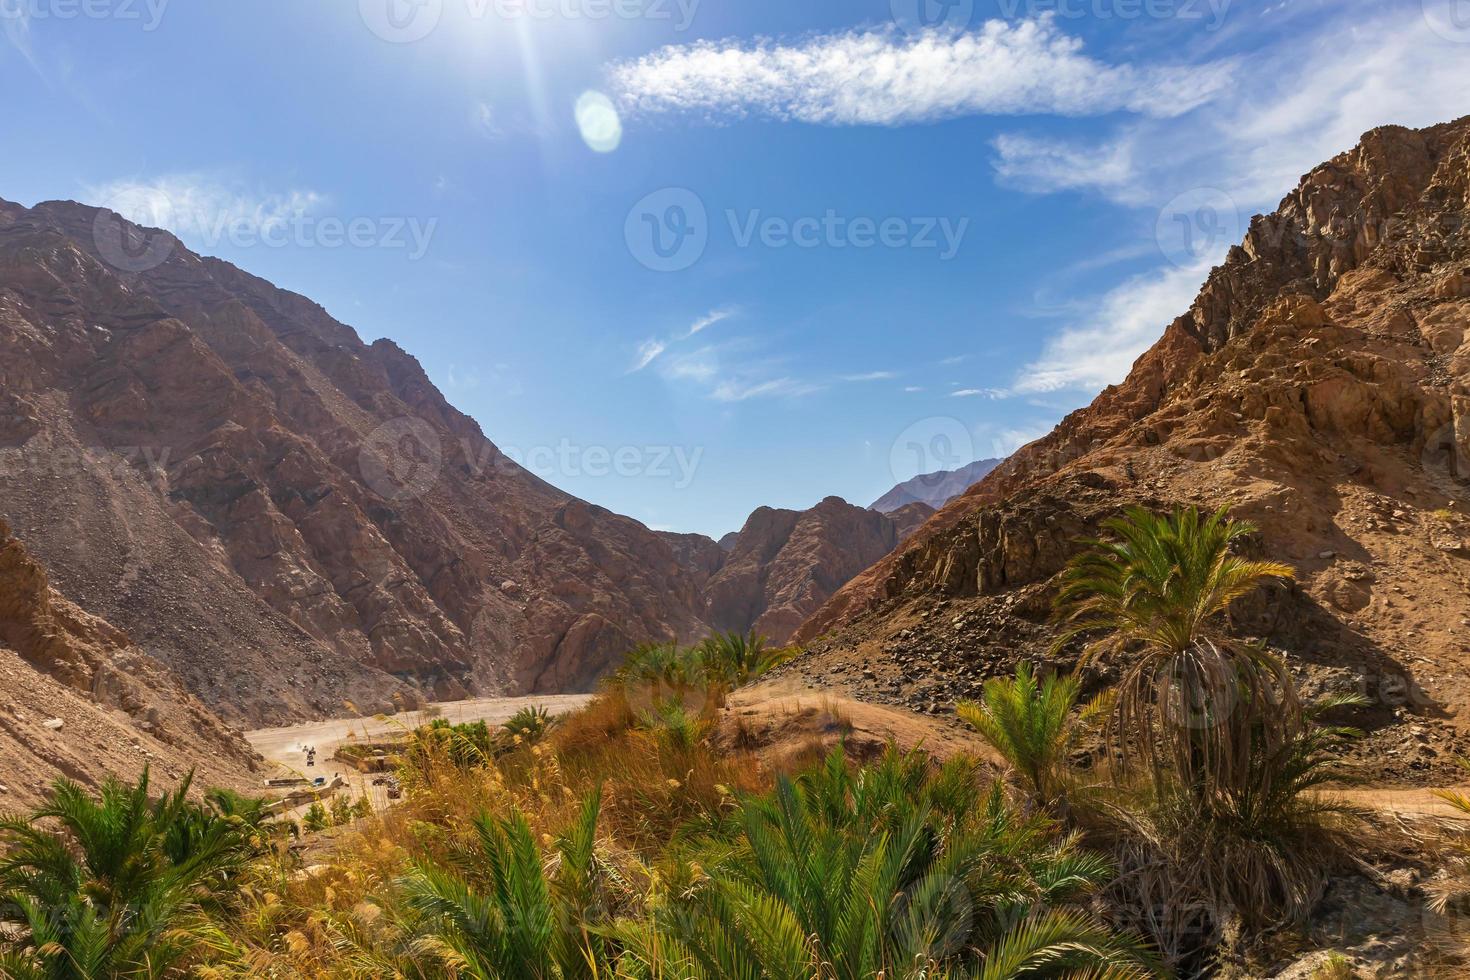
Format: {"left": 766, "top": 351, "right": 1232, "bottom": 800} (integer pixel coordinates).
{"left": 575, "top": 91, "right": 622, "bottom": 153}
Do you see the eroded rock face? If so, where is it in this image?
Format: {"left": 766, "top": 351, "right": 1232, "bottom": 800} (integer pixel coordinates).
{"left": 0, "top": 200, "right": 711, "bottom": 722}
{"left": 799, "top": 116, "right": 1470, "bottom": 645}
{"left": 0, "top": 518, "right": 259, "bottom": 803}
{"left": 657, "top": 498, "right": 924, "bottom": 645}
{"left": 791, "top": 116, "right": 1470, "bottom": 783}
{"left": 704, "top": 497, "right": 900, "bottom": 643}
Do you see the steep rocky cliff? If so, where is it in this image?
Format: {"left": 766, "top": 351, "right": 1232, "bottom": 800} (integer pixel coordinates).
{"left": 0, "top": 199, "right": 709, "bottom": 723}
{"left": 0, "top": 518, "right": 259, "bottom": 806}
{"left": 792, "top": 117, "right": 1470, "bottom": 782}
{"left": 660, "top": 497, "right": 926, "bottom": 644}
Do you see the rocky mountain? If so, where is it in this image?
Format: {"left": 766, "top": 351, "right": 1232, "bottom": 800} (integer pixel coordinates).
{"left": 0, "top": 198, "right": 712, "bottom": 725}
{"left": 0, "top": 518, "right": 259, "bottom": 807}
{"left": 660, "top": 496, "right": 928, "bottom": 644}
{"left": 791, "top": 117, "right": 1470, "bottom": 784}
{"left": 870, "top": 458, "right": 1003, "bottom": 512}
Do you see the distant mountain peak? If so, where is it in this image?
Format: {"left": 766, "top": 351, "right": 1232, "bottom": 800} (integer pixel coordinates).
{"left": 871, "top": 458, "right": 1003, "bottom": 513}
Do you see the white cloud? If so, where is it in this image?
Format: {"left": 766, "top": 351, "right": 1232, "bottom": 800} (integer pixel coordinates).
{"left": 842, "top": 371, "right": 897, "bottom": 382}
{"left": 904, "top": 386, "right": 925, "bottom": 393}
{"left": 630, "top": 307, "right": 738, "bottom": 373}
{"left": 84, "top": 175, "right": 325, "bottom": 242}
{"left": 993, "top": 4, "right": 1470, "bottom": 402}
{"left": 630, "top": 339, "right": 668, "bottom": 373}
{"left": 1012, "top": 257, "right": 1215, "bottom": 395}
{"left": 991, "top": 134, "right": 1136, "bottom": 196}
{"left": 711, "top": 377, "right": 822, "bottom": 402}
{"left": 952, "top": 387, "right": 1008, "bottom": 399}
{"left": 609, "top": 19, "right": 1233, "bottom": 126}
{"left": 987, "top": 425, "right": 1052, "bottom": 457}
{"left": 990, "top": 7, "right": 1470, "bottom": 212}
{"left": 474, "top": 102, "right": 501, "bottom": 138}
{"left": 685, "top": 308, "right": 735, "bottom": 337}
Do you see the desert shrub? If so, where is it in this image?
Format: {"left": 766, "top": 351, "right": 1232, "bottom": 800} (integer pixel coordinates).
{"left": 613, "top": 747, "right": 1157, "bottom": 979}
{"left": 503, "top": 705, "right": 556, "bottom": 746}
{"left": 1096, "top": 693, "right": 1366, "bottom": 972}
{"left": 958, "top": 661, "right": 1111, "bottom": 813}
{"left": 302, "top": 801, "right": 330, "bottom": 832}
{"left": 0, "top": 769, "right": 266, "bottom": 979}
{"left": 697, "top": 630, "right": 796, "bottom": 687}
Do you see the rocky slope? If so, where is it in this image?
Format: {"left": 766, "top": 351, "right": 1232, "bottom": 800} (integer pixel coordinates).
{"left": 0, "top": 198, "right": 711, "bottom": 724}
{"left": 660, "top": 496, "right": 928, "bottom": 644}
{"left": 791, "top": 116, "right": 1470, "bottom": 784}
{"left": 0, "top": 518, "right": 259, "bottom": 807}
{"left": 870, "top": 458, "right": 1003, "bottom": 512}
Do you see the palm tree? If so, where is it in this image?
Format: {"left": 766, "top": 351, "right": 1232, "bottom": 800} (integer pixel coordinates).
{"left": 612, "top": 748, "right": 1156, "bottom": 979}
{"left": 503, "top": 705, "right": 556, "bottom": 746}
{"left": 697, "top": 631, "right": 794, "bottom": 687}
{"left": 396, "top": 787, "right": 610, "bottom": 979}
{"left": 957, "top": 662, "right": 1111, "bottom": 812}
{"left": 1053, "top": 506, "right": 1297, "bottom": 805}
{"left": 0, "top": 769, "right": 253, "bottom": 980}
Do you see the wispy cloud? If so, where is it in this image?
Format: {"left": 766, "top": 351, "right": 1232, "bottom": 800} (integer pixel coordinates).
{"left": 841, "top": 371, "right": 897, "bottom": 382}
{"left": 84, "top": 174, "right": 325, "bottom": 241}
{"left": 990, "top": 7, "right": 1470, "bottom": 212}
{"left": 609, "top": 18, "right": 1233, "bottom": 127}
{"left": 1012, "top": 257, "right": 1214, "bottom": 395}
{"left": 685, "top": 308, "right": 736, "bottom": 338}
{"left": 630, "top": 308, "right": 737, "bottom": 373}
{"left": 952, "top": 387, "right": 1008, "bottom": 399}
{"left": 992, "top": 3, "right": 1470, "bottom": 401}
{"left": 991, "top": 134, "right": 1136, "bottom": 196}
{"left": 474, "top": 101, "right": 501, "bottom": 138}
{"left": 631, "top": 339, "right": 668, "bottom": 373}
{"left": 711, "top": 377, "right": 822, "bottom": 402}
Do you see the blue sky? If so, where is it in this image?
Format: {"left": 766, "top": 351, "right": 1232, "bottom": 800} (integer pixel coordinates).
{"left": 3, "top": 0, "right": 1468, "bottom": 537}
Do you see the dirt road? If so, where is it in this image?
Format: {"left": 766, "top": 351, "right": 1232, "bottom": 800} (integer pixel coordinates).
{"left": 245, "top": 694, "right": 594, "bottom": 815}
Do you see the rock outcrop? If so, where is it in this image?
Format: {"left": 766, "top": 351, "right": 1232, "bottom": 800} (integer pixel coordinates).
{"left": 664, "top": 497, "right": 909, "bottom": 644}
{"left": 791, "top": 116, "right": 1470, "bottom": 784}
{"left": 0, "top": 518, "right": 259, "bottom": 806}
{"left": 0, "top": 199, "right": 710, "bottom": 723}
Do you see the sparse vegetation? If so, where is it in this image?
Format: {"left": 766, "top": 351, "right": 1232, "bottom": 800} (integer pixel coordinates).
{"left": 1053, "top": 505, "right": 1300, "bottom": 806}
{"left": 0, "top": 508, "right": 1417, "bottom": 977}
{"left": 957, "top": 660, "right": 1111, "bottom": 813}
